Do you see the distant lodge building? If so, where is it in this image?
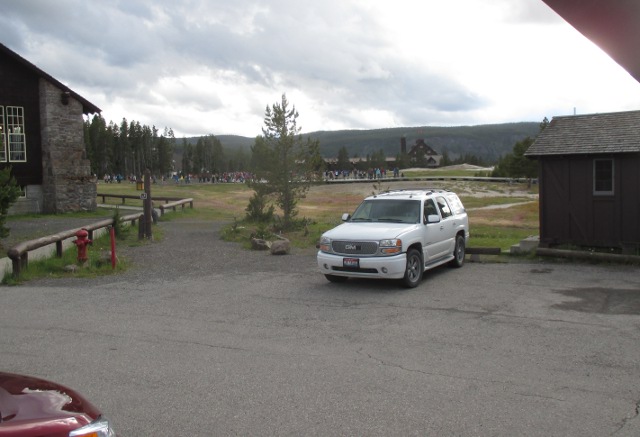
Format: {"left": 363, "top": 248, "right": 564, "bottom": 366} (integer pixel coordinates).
{"left": 0, "top": 43, "right": 100, "bottom": 214}
{"left": 325, "top": 137, "right": 442, "bottom": 170}
{"left": 403, "top": 137, "right": 442, "bottom": 168}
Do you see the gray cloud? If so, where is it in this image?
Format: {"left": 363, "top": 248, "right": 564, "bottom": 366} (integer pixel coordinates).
{"left": 0, "top": 0, "right": 637, "bottom": 136}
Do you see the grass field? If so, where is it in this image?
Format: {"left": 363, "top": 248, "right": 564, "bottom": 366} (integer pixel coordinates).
{"left": 2, "top": 176, "right": 538, "bottom": 283}
{"left": 95, "top": 177, "right": 539, "bottom": 251}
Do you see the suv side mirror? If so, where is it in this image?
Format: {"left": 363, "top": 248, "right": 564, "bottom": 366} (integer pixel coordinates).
{"left": 426, "top": 214, "right": 440, "bottom": 224}
{"left": 342, "top": 213, "right": 351, "bottom": 221}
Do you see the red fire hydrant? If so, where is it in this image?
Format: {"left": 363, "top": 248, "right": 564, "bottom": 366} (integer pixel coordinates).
{"left": 73, "top": 229, "right": 92, "bottom": 264}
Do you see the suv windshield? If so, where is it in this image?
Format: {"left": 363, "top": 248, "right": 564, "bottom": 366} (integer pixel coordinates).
{"left": 351, "top": 199, "right": 421, "bottom": 223}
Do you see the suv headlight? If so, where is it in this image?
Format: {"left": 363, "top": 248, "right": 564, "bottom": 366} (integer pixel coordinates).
{"left": 318, "top": 236, "right": 331, "bottom": 252}
{"left": 69, "top": 415, "right": 117, "bottom": 437}
{"left": 379, "top": 239, "right": 402, "bottom": 255}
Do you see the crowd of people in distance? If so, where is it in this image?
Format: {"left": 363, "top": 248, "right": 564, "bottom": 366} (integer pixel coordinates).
{"left": 324, "top": 167, "right": 401, "bottom": 180}
{"left": 101, "top": 171, "right": 254, "bottom": 184}
{"left": 101, "top": 168, "right": 406, "bottom": 185}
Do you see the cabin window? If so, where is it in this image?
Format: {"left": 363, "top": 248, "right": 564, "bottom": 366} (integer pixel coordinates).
{"left": 0, "top": 106, "right": 5, "bottom": 162}
{"left": 0, "top": 106, "right": 26, "bottom": 162}
{"left": 593, "top": 159, "right": 614, "bottom": 195}
{"left": 5, "top": 106, "right": 26, "bottom": 162}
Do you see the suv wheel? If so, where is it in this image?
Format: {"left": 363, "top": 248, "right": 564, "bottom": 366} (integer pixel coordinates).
{"left": 402, "top": 248, "right": 423, "bottom": 288}
{"left": 449, "top": 234, "right": 465, "bottom": 268}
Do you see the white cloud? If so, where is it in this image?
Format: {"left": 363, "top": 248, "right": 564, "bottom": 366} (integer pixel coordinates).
{"left": 1, "top": 0, "right": 638, "bottom": 137}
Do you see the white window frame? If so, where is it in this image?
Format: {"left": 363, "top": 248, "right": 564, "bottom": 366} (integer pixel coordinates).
{"left": 0, "top": 106, "right": 6, "bottom": 163}
{"left": 593, "top": 158, "right": 614, "bottom": 196}
{"left": 5, "top": 106, "right": 26, "bottom": 162}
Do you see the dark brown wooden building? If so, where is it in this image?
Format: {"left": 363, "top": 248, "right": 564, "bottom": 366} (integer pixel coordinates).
{"left": 525, "top": 110, "right": 640, "bottom": 253}
{"left": 0, "top": 43, "right": 100, "bottom": 214}
{"left": 401, "top": 137, "right": 442, "bottom": 168}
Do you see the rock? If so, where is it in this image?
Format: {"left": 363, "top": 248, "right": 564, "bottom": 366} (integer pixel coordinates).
{"left": 251, "top": 238, "right": 271, "bottom": 251}
{"left": 64, "top": 264, "right": 78, "bottom": 273}
{"left": 270, "top": 239, "right": 290, "bottom": 255}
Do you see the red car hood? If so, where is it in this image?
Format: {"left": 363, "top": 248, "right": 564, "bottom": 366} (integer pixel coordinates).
{"left": 0, "top": 372, "right": 99, "bottom": 436}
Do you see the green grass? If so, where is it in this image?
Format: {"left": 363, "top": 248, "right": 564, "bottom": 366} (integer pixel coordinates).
{"left": 6, "top": 180, "right": 541, "bottom": 283}
{"left": 133, "top": 180, "right": 540, "bottom": 252}
{"left": 2, "top": 222, "right": 161, "bottom": 285}
{"left": 7, "top": 209, "right": 114, "bottom": 222}
{"left": 469, "top": 225, "right": 537, "bottom": 251}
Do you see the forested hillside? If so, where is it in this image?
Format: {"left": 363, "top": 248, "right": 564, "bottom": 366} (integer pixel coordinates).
{"left": 85, "top": 115, "right": 540, "bottom": 178}
{"left": 204, "top": 122, "right": 540, "bottom": 164}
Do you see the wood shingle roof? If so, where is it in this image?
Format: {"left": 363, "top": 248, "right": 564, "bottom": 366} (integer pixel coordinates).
{"left": 525, "top": 110, "right": 640, "bottom": 157}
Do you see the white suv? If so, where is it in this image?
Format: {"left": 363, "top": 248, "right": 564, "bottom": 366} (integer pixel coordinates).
{"left": 317, "top": 189, "right": 469, "bottom": 288}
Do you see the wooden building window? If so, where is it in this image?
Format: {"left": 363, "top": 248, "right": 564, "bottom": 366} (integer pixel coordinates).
{"left": 0, "top": 106, "right": 5, "bottom": 162}
{"left": 5, "top": 106, "right": 26, "bottom": 162}
{"left": 593, "top": 159, "right": 614, "bottom": 195}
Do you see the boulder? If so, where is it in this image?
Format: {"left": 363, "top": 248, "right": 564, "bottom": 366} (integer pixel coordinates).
{"left": 270, "top": 239, "right": 290, "bottom": 255}
{"left": 251, "top": 238, "right": 271, "bottom": 251}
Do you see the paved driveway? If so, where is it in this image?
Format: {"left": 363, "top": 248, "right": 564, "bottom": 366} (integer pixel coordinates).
{"left": 1, "top": 220, "right": 640, "bottom": 436}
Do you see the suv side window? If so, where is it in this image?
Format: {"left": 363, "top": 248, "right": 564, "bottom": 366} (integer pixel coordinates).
{"left": 436, "top": 196, "right": 452, "bottom": 218}
{"left": 445, "top": 194, "right": 465, "bottom": 215}
{"left": 423, "top": 198, "right": 438, "bottom": 220}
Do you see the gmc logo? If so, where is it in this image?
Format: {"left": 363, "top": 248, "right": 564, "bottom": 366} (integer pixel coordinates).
{"left": 345, "top": 244, "right": 360, "bottom": 250}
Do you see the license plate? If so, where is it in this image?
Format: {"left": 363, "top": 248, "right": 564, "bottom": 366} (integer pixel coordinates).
{"left": 343, "top": 258, "right": 359, "bottom": 268}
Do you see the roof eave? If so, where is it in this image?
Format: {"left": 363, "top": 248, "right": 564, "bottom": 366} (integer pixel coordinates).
{"left": 0, "top": 43, "right": 101, "bottom": 115}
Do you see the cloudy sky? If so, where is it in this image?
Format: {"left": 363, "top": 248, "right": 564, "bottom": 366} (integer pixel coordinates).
{"left": 1, "top": 0, "right": 639, "bottom": 138}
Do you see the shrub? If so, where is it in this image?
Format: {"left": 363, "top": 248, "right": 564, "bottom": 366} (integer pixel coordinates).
{"left": 245, "top": 185, "right": 275, "bottom": 222}
{"left": 0, "top": 166, "right": 21, "bottom": 238}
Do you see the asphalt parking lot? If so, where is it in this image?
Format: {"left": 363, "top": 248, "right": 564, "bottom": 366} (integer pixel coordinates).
{"left": 1, "top": 220, "right": 640, "bottom": 436}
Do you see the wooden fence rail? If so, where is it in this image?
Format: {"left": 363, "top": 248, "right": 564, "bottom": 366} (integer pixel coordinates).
{"left": 159, "top": 198, "right": 194, "bottom": 215}
{"left": 97, "top": 193, "right": 184, "bottom": 204}
{"left": 7, "top": 212, "right": 144, "bottom": 279}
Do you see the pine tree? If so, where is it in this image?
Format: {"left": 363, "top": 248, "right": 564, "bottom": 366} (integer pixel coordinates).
{"left": 248, "top": 94, "right": 315, "bottom": 230}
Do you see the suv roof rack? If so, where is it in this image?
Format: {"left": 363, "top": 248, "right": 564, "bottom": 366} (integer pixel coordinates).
{"left": 382, "top": 188, "right": 451, "bottom": 194}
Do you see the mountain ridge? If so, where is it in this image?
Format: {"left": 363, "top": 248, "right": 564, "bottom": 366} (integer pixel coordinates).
{"left": 189, "top": 122, "right": 541, "bottom": 163}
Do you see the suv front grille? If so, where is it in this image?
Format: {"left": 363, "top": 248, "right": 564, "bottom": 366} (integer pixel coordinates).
{"left": 331, "top": 240, "right": 378, "bottom": 255}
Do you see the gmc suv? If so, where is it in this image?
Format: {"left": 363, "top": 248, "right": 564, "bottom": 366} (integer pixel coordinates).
{"left": 317, "top": 189, "right": 469, "bottom": 288}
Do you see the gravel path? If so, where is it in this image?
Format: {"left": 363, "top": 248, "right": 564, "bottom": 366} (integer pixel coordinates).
{"left": 2, "top": 217, "right": 316, "bottom": 286}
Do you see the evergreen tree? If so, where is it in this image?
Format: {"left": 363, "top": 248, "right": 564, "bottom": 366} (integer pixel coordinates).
{"left": 440, "top": 149, "right": 451, "bottom": 167}
{"left": 117, "top": 119, "right": 130, "bottom": 176}
{"left": 159, "top": 127, "right": 175, "bottom": 176}
{"left": 181, "top": 140, "right": 193, "bottom": 175}
{"left": 248, "top": 94, "right": 315, "bottom": 229}
{"left": 336, "top": 146, "right": 350, "bottom": 170}
{"left": 491, "top": 137, "right": 537, "bottom": 178}
{"left": 491, "top": 117, "right": 547, "bottom": 178}
{"left": 304, "top": 137, "right": 325, "bottom": 180}
{"left": 371, "top": 148, "right": 386, "bottom": 169}
{"left": 81, "top": 114, "right": 177, "bottom": 179}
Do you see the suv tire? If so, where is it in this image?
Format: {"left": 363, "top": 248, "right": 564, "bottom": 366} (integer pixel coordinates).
{"left": 402, "top": 248, "right": 423, "bottom": 288}
{"left": 449, "top": 234, "right": 465, "bottom": 268}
